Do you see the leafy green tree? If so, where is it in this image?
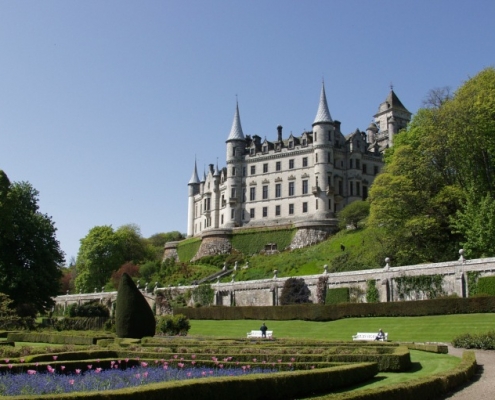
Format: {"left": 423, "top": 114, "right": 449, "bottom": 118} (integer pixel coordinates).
{"left": 115, "top": 224, "right": 148, "bottom": 264}
{"left": 146, "top": 231, "right": 185, "bottom": 261}
{"left": 338, "top": 200, "right": 370, "bottom": 229}
{"left": 75, "top": 226, "right": 125, "bottom": 292}
{"left": 0, "top": 175, "right": 64, "bottom": 315}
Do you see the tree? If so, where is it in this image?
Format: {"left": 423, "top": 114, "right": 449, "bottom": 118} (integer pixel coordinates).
{"left": 279, "top": 278, "right": 312, "bottom": 305}
{"left": 75, "top": 226, "right": 125, "bottom": 292}
{"left": 115, "top": 273, "right": 156, "bottom": 339}
{"left": 0, "top": 173, "right": 64, "bottom": 315}
{"left": 337, "top": 200, "right": 370, "bottom": 229}
{"left": 110, "top": 262, "right": 140, "bottom": 290}
{"left": 146, "top": 231, "right": 185, "bottom": 261}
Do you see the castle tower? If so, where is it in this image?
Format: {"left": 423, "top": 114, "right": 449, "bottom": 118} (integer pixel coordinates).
{"left": 187, "top": 159, "right": 200, "bottom": 237}
{"left": 225, "top": 102, "right": 245, "bottom": 228}
{"left": 312, "top": 82, "right": 335, "bottom": 219}
{"left": 212, "top": 161, "right": 221, "bottom": 228}
{"left": 374, "top": 89, "right": 411, "bottom": 151}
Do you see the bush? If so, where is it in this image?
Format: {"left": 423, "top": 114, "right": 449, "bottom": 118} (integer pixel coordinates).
{"left": 326, "top": 288, "right": 349, "bottom": 305}
{"left": 280, "top": 278, "right": 312, "bottom": 305}
{"left": 366, "top": 280, "right": 379, "bottom": 303}
{"left": 68, "top": 301, "right": 110, "bottom": 318}
{"left": 477, "top": 276, "right": 495, "bottom": 296}
{"left": 115, "top": 273, "right": 156, "bottom": 339}
{"left": 452, "top": 330, "right": 495, "bottom": 350}
{"left": 156, "top": 314, "right": 190, "bottom": 336}
{"left": 192, "top": 284, "right": 214, "bottom": 306}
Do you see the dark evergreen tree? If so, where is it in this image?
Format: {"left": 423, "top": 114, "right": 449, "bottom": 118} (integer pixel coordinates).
{"left": 115, "top": 273, "right": 156, "bottom": 338}
{"left": 279, "top": 278, "right": 312, "bottom": 305}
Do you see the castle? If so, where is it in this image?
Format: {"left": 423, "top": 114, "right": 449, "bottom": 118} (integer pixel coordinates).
{"left": 187, "top": 83, "right": 411, "bottom": 242}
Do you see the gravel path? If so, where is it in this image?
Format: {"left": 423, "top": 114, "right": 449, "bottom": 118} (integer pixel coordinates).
{"left": 440, "top": 346, "right": 495, "bottom": 399}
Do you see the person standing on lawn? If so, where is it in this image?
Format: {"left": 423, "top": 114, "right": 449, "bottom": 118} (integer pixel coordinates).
{"left": 260, "top": 322, "right": 268, "bottom": 338}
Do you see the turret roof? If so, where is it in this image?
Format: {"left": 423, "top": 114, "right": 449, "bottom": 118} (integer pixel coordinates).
{"left": 188, "top": 159, "right": 200, "bottom": 185}
{"left": 313, "top": 83, "right": 333, "bottom": 125}
{"left": 385, "top": 90, "right": 409, "bottom": 112}
{"left": 226, "top": 102, "right": 245, "bottom": 141}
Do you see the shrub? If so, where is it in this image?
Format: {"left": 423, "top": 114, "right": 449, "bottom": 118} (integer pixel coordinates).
{"left": 366, "top": 280, "right": 379, "bottom": 303}
{"left": 452, "top": 330, "right": 495, "bottom": 350}
{"left": 326, "top": 288, "right": 349, "bottom": 305}
{"left": 280, "top": 278, "right": 312, "bottom": 305}
{"left": 192, "top": 284, "right": 214, "bottom": 306}
{"left": 156, "top": 314, "right": 190, "bottom": 335}
{"left": 68, "top": 301, "right": 110, "bottom": 318}
{"left": 115, "top": 273, "right": 156, "bottom": 339}
{"left": 477, "top": 276, "right": 495, "bottom": 296}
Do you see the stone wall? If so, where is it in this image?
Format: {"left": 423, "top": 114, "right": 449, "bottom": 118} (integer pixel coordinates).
{"left": 163, "top": 241, "right": 179, "bottom": 261}
{"left": 192, "top": 229, "right": 232, "bottom": 261}
{"left": 54, "top": 254, "right": 495, "bottom": 312}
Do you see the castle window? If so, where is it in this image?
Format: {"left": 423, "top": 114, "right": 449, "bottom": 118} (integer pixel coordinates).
{"left": 315, "top": 153, "right": 318, "bottom": 163}
{"left": 314, "top": 132, "right": 317, "bottom": 142}
{"left": 231, "top": 187, "right": 236, "bottom": 198}
{"left": 243, "top": 167, "right": 246, "bottom": 177}
{"left": 289, "top": 203, "right": 294, "bottom": 215}
{"left": 289, "top": 159, "right": 294, "bottom": 169}
{"left": 328, "top": 131, "right": 332, "bottom": 141}
{"left": 289, "top": 141, "right": 294, "bottom": 149}
{"left": 327, "top": 152, "right": 331, "bottom": 163}
{"left": 302, "top": 157, "right": 308, "bottom": 167}
{"left": 356, "top": 159, "right": 361, "bottom": 170}
{"left": 262, "top": 185, "right": 268, "bottom": 200}
{"left": 275, "top": 183, "right": 281, "bottom": 198}
{"left": 250, "top": 208, "right": 255, "bottom": 218}
{"left": 328, "top": 199, "right": 332, "bottom": 210}
{"left": 243, "top": 188, "right": 246, "bottom": 202}
{"left": 374, "top": 166, "right": 379, "bottom": 175}
{"left": 302, "top": 202, "right": 308, "bottom": 213}
{"left": 250, "top": 187, "right": 256, "bottom": 201}
{"left": 350, "top": 182, "right": 354, "bottom": 196}
{"left": 263, "top": 163, "right": 268, "bottom": 173}
{"left": 232, "top": 167, "right": 236, "bottom": 176}
{"left": 362, "top": 163, "right": 367, "bottom": 174}
{"left": 221, "top": 215, "right": 224, "bottom": 224}
{"left": 338, "top": 180, "right": 343, "bottom": 195}
{"left": 302, "top": 180, "right": 308, "bottom": 194}
{"left": 363, "top": 186, "right": 368, "bottom": 200}
{"left": 276, "top": 161, "right": 281, "bottom": 171}
{"left": 275, "top": 205, "right": 281, "bottom": 216}
{"left": 262, "top": 207, "right": 268, "bottom": 217}
{"left": 303, "top": 139, "right": 307, "bottom": 146}
{"left": 242, "top": 210, "right": 245, "bottom": 220}
{"left": 289, "top": 182, "right": 295, "bottom": 196}
{"left": 263, "top": 145, "right": 268, "bottom": 153}
{"left": 251, "top": 165, "right": 256, "bottom": 175}
{"left": 349, "top": 159, "right": 353, "bottom": 169}
{"left": 316, "top": 199, "right": 318, "bottom": 210}
{"left": 356, "top": 182, "right": 361, "bottom": 196}
{"left": 250, "top": 148, "right": 255, "bottom": 156}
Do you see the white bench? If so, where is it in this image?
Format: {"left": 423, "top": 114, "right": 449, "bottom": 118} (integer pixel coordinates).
{"left": 352, "top": 332, "right": 388, "bottom": 341}
{"left": 247, "top": 330, "right": 273, "bottom": 338}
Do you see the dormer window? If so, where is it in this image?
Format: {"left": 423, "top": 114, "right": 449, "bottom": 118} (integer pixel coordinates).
{"left": 250, "top": 148, "right": 255, "bottom": 156}
{"left": 302, "top": 138, "right": 307, "bottom": 146}
{"left": 289, "top": 141, "right": 294, "bottom": 149}
{"left": 263, "top": 145, "right": 267, "bottom": 153}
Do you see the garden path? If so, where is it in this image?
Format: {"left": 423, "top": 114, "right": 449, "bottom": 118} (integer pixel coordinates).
{"left": 440, "top": 345, "right": 495, "bottom": 399}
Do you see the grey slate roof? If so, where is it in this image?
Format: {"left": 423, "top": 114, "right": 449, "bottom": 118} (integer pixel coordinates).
{"left": 226, "top": 102, "right": 245, "bottom": 141}
{"left": 188, "top": 160, "right": 200, "bottom": 185}
{"left": 313, "top": 83, "right": 333, "bottom": 124}
{"left": 385, "top": 90, "right": 410, "bottom": 112}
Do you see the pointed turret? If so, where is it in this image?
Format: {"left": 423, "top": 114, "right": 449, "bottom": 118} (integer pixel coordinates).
{"left": 226, "top": 102, "right": 245, "bottom": 141}
{"left": 313, "top": 83, "right": 333, "bottom": 125}
{"left": 188, "top": 159, "right": 200, "bottom": 185}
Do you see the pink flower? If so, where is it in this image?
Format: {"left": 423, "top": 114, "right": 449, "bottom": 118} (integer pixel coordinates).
{"left": 111, "top": 361, "right": 115, "bottom": 366}
{"left": 202, "top": 371, "right": 206, "bottom": 376}
{"left": 191, "top": 354, "right": 196, "bottom": 359}
{"left": 187, "top": 372, "right": 192, "bottom": 377}
{"left": 20, "top": 358, "right": 25, "bottom": 363}
{"left": 53, "top": 356, "right": 58, "bottom": 361}
{"left": 135, "top": 373, "right": 141, "bottom": 379}
{"left": 209, "top": 370, "right": 213, "bottom": 374}
{"left": 87, "top": 365, "right": 92, "bottom": 370}
{"left": 141, "top": 362, "right": 148, "bottom": 368}
{"left": 252, "top": 358, "right": 257, "bottom": 362}
{"left": 291, "top": 357, "right": 295, "bottom": 362}
{"left": 69, "top": 379, "right": 75, "bottom": 385}
{"left": 27, "top": 370, "right": 36, "bottom": 375}
{"left": 262, "top": 360, "right": 266, "bottom": 364}
{"left": 191, "top": 361, "right": 196, "bottom": 365}
{"left": 219, "top": 364, "right": 224, "bottom": 369}
{"left": 95, "top": 368, "right": 102, "bottom": 373}
{"left": 178, "top": 363, "right": 184, "bottom": 368}
{"left": 143, "top": 371, "right": 148, "bottom": 378}
{"left": 75, "top": 369, "right": 81, "bottom": 374}
{"left": 311, "top": 366, "right": 315, "bottom": 369}
{"left": 8, "top": 364, "right": 12, "bottom": 369}
{"left": 136, "top": 357, "right": 140, "bottom": 361}
{"left": 278, "top": 359, "right": 282, "bottom": 363}
{"left": 125, "top": 358, "right": 129, "bottom": 363}
{"left": 174, "top": 355, "right": 178, "bottom": 359}
{"left": 4, "top": 359, "right": 9, "bottom": 363}
{"left": 61, "top": 366, "right": 66, "bottom": 371}
{"left": 163, "top": 365, "right": 168, "bottom": 370}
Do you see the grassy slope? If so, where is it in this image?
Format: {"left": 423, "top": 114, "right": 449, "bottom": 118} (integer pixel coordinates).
{"left": 189, "top": 313, "right": 495, "bottom": 343}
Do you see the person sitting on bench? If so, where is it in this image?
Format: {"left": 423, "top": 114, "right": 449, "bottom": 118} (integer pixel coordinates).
{"left": 375, "top": 329, "right": 385, "bottom": 341}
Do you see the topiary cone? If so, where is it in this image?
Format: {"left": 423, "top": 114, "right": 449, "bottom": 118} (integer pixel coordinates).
{"left": 115, "top": 273, "right": 156, "bottom": 339}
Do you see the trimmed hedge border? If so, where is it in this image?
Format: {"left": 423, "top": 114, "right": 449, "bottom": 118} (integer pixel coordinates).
{"left": 176, "top": 296, "right": 495, "bottom": 321}
{"left": 319, "top": 351, "right": 476, "bottom": 400}
{"left": 6, "top": 332, "right": 113, "bottom": 345}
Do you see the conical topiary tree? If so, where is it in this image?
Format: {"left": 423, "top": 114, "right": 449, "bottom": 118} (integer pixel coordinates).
{"left": 115, "top": 273, "right": 156, "bottom": 338}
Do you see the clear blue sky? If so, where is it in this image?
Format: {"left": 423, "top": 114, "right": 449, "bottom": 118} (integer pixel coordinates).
{"left": 1, "top": 1, "right": 493, "bottom": 263}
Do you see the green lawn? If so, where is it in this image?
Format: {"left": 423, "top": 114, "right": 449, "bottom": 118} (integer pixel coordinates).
{"left": 189, "top": 313, "right": 495, "bottom": 342}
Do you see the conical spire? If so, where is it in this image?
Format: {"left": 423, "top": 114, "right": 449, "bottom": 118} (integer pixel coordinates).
{"left": 313, "top": 82, "right": 333, "bottom": 125}
{"left": 188, "top": 159, "right": 200, "bottom": 185}
{"left": 226, "top": 102, "right": 245, "bottom": 141}
{"left": 214, "top": 159, "right": 220, "bottom": 176}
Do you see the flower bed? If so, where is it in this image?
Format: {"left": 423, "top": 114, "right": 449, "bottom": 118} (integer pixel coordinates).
{"left": 0, "top": 360, "right": 279, "bottom": 396}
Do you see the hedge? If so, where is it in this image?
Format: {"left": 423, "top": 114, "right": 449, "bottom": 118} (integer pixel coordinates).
{"left": 326, "top": 288, "right": 350, "bottom": 304}
{"left": 176, "top": 295, "right": 495, "bottom": 321}
{"left": 6, "top": 333, "right": 113, "bottom": 345}
{"left": 477, "top": 276, "right": 495, "bottom": 296}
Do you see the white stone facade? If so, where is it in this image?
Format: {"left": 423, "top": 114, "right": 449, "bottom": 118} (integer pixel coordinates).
{"left": 187, "top": 84, "right": 411, "bottom": 238}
